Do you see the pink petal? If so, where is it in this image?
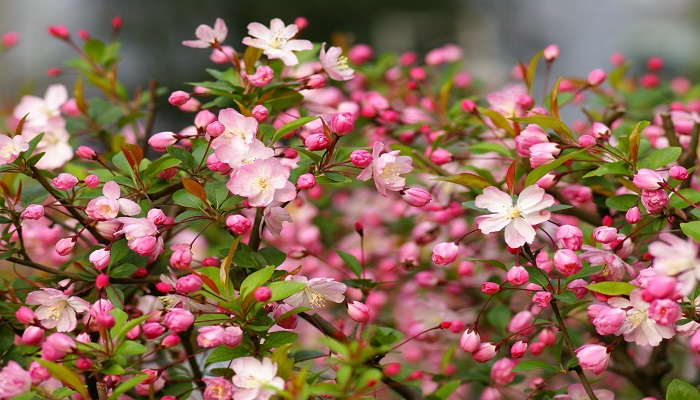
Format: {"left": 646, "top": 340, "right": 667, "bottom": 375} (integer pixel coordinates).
{"left": 119, "top": 198, "right": 142, "bottom": 216}
{"left": 475, "top": 186, "right": 512, "bottom": 213}
{"left": 45, "top": 84, "right": 68, "bottom": 110}
{"left": 182, "top": 39, "right": 209, "bottom": 48}
{"left": 246, "top": 22, "right": 270, "bottom": 39}
{"left": 103, "top": 181, "right": 121, "bottom": 199}
{"left": 475, "top": 214, "right": 510, "bottom": 234}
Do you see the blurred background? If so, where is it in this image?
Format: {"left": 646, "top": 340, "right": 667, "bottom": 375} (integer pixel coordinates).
{"left": 1, "top": 0, "right": 698, "bottom": 125}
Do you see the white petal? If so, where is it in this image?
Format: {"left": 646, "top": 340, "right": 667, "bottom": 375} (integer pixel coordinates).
{"left": 118, "top": 198, "right": 142, "bottom": 216}
{"left": 474, "top": 214, "right": 510, "bottom": 234}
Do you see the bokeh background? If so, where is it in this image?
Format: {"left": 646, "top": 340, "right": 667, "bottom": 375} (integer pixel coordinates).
{"left": 1, "top": 0, "right": 699, "bottom": 127}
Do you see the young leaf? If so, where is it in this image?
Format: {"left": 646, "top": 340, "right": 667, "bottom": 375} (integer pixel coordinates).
{"left": 337, "top": 250, "right": 362, "bottom": 278}
{"left": 524, "top": 149, "right": 584, "bottom": 187}
{"left": 434, "top": 173, "right": 492, "bottom": 189}
{"left": 271, "top": 116, "right": 319, "bottom": 144}
{"left": 627, "top": 121, "right": 651, "bottom": 164}
{"left": 182, "top": 177, "right": 208, "bottom": 203}
{"left": 585, "top": 281, "right": 637, "bottom": 296}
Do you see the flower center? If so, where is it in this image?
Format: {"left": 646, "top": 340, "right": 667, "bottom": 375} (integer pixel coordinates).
{"left": 0, "top": 143, "right": 16, "bottom": 159}
{"left": 269, "top": 33, "right": 286, "bottom": 49}
{"left": 46, "top": 302, "right": 66, "bottom": 320}
{"left": 379, "top": 163, "right": 400, "bottom": 183}
{"left": 304, "top": 287, "right": 326, "bottom": 308}
{"left": 253, "top": 176, "right": 270, "bottom": 192}
{"left": 506, "top": 207, "right": 522, "bottom": 219}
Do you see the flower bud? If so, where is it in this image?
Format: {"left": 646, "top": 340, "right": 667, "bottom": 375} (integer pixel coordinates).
{"left": 1, "top": 31, "right": 19, "bottom": 48}
{"left": 461, "top": 99, "right": 477, "bottom": 113}
{"left": 148, "top": 131, "right": 178, "bottom": 152}
{"left": 163, "top": 308, "right": 194, "bottom": 333}
{"left": 506, "top": 266, "right": 529, "bottom": 286}
{"left": 202, "top": 257, "right": 220, "bottom": 267}
{"left": 297, "top": 173, "right": 316, "bottom": 190}
{"left": 170, "top": 248, "right": 193, "bottom": 269}
{"left": 347, "top": 301, "right": 370, "bottom": 323}
{"left": 401, "top": 187, "right": 432, "bottom": 207}
{"left": 429, "top": 148, "right": 452, "bottom": 165}
{"left": 532, "top": 291, "right": 552, "bottom": 307}
{"left": 48, "top": 25, "right": 70, "bottom": 40}
{"left": 147, "top": 208, "right": 167, "bottom": 224}
{"left": 556, "top": 225, "right": 583, "bottom": 251}
{"left": 85, "top": 174, "right": 100, "bottom": 188}
{"left": 626, "top": 206, "right": 641, "bottom": 224}
{"left": 126, "top": 325, "right": 141, "bottom": 340}
{"left": 307, "top": 74, "right": 326, "bottom": 89}
{"left": 15, "top": 306, "right": 35, "bottom": 325}
{"left": 76, "top": 146, "right": 97, "bottom": 159}
{"left": 254, "top": 287, "right": 272, "bottom": 302}
{"left": 273, "top": 303, "right": 298, "bottom": 329}
{"left": 95, "top": 273, "right": 110, "bottom": 290}
{"left": 161, "top": 333, "right": 181, "bottom": 348}
{"left": 578, "top": 134, "right": 596, "bottom": 147}
{"left": 348, "top": 44, "right": 373, "bottom": 65}
{"left": 329, "top": 112, "right": 355, "bottom": 136}
{"left": 472, "top": 342, "right": 497, "bottom": 363}
{"left": 53, "top": 173, "right": 79, "bottom": 190}
{"left": 490, "top": 358, "right": 517, "bottom": 386}
{"left": 350, "top": 149, "right": 372, "bottom": 167}
{"left": 669, "top": 166, "right": 689, "bottom": 180}
{"left": 76, "top": 357, "right": 93, "bottom": 371}
{"left": 384, "top": 363, "right": 401, "bottom": 376}
{"left": 252, "top": 105, "right": 269, "bottom": 122}
{"left": 175, "top": 274, "right": 203, "bottom": 293}
{"left": 543, "top": 44, "right": 559, "bottom": 62}
{"left": 553, "top": 249, "right": 582, "bottom": 276}
{"left": 592, "top": 226, "right": 618, "bottom": 244}
{"left": 481, "top": 282, "right": 500, "bottom": 294}
{"left": 22, "top": 326, "right": 44, "bottom": 346}
{"left": 510, "top": 341, "right": 528, "bottom": 358}
{"left": 21, "top": 204, "right": 44, "bottom": 220}
{"left": 305, "top": 133, "right": 329, "bottom": 151}
{"left": 89, "top": 248, "right": 111, "bottom": 270}
{"left": 431, "top": 242, "right": 459, "bottom": 265}
{"left": 223, "top": 326, "right": 243, "bottom": 348}
{"left": 248, "top": 65, "right": 274, "bottom": 87}
{"left": 641, "top": 189, "right": 669, "bottom": 214}
{"left": 575, "top": 344, "right": 610, "bottom": 375}
{"left": 459, "top": 328, "right": 480, "bottom": 353}
{"left": 194, "top": 110, "right": 217, "bottom": 129}
{"left": 168, "top": 91, "right": 191, "bottom": 106}
{"left": 648, "top": 299, "right": 681, "bottom": 326}
{"left": 586, "top": 69, "right": 606, "bottom": 86}
{"left": 226, "top": 214, "right": 251, "bottom": 235}
{"left": 633, "top": 168, "right": 664, "bottom": 190}
{"left": 143, "top": 322, "right": 165, "bottom": 339}
{"left": 55, "top": 237, "right": 76, "bottom": 256}
{"left": 96, "top": 312, "right": 115, "bottom": 329}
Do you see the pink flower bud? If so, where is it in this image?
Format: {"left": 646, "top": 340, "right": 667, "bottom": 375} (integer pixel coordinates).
{"left": 348, "top": 44, "right": 373, "bottom": 65}
{"left": 294, "top": 17, "right": 308, "bottom": 31}
{"left": 553, "top": 249, "right": 582, "bottom": 276}
{"left": 472, "top": 342, "right": 498, "bottom": 363}
{"left": 22, "top": 326, "right": 44, "bottom": 346}
{"left": 48, "top": 25, "right": 70, "bottom": 40}
{"left": 96, "top": 312, "right": 115, "bottom": 329}
{"left": 75, "top": 357, "right": 92, "bottom": 371}
{"left": 305, "top": 133, "right": 329, "bottom": 151}
{"left": 85, "top": 174, "right": 100, "bottom": 188}
{"left": 669, "top": 166, "right": 689, "bottom": 180}
{"left": 430, "top": 148, "right": 452, "bottom": 165}
{"left": 156, "top": 282, "right": 172, "bottom": 293}
{"left": 53, "top": 173, "right": 79, "bottom": 190}
{"left": 647, "top": 56, "right": 664, "bottom": 71}
{"left": 490, "top": 358, "right": 517, "bottom": 386}
{"left": 175, "top": 274, "right": 203, "bottom": 293}
{"left": 431, "top": 242, "right": 459, "bottom": 265}
{"left": 143, "top": 322, "right": 165, "bottom": 339}
{"left": 543, "top": 44, "right": 559, "bottom": 62}
{"left": 194, "top": 110, "right": 217, "bottom": 129}
{"left": 251, "top": 105, "right": 269, "bottom": 122}
{"left": 461, "top": 99, "right": 477, "bottom": 113}
{"left": 640, "top": 73, "right": 659, "bottom": 89}
{"left": 170, "top": 248, "right": 193, "bottom": 270}
{"left": 347, "top": 301, "right": 370, "bottom": 323}
{"left": 89, "top": 248, "right": 110, "bottom": 270}
{"left": 76, "top": 146, "right": 97, "bottom": 159}
{"left": 307, "top": 74, "right": 327, "bottom": 89}
{"left": 510, "top": 341, "right": 528, "bottom": 358}
{"left": 2, "top": 31, "right": 19, "bottom": 48}
{"left": 273, "top": 303, "right": 298, "bottom": 329}
{"left": 586, "top": 69, "right": 606, "bottom": 86}
{"left": 168, "top": 91, "right": 191, "bottom": 106}
{"left": 575, "top": 344, "right": 610, "bottom": 375}
{"left": 61, "top": 100, "right": 81, "bottom": 118}
{"left": 111, "top": 16, "right": 123, "bottom": 31}
{"left": 223, "top": 326, "right": 243, "bottom": 347}
{"left": 95, "top": 273, "right": 110, "bottom": 289}
{"left": 591, "top": 306, "right": 625, "bottom": 335}
{"left": 409, "top": 67, "right": 426, "bottom": 81}
{"left": 148, "top": 131, "right": 178, "bottom": 152}
{"left": 147, "top": 208, "right": 167, "bottom": 224}
{"left": 248, "top": 65, "right": 274, "bottom": 87}
{"left": 592, "top": 226, "right": 618, "bottom": 244}
{"left": 202, "top": 257, "right": 220, "bottom": 267}
{"left": 350, "top": 149, "right": 372, "bottom": 166}
{"left": 645, "top": 276, "right": 677, "bottom": 299}
{"left": 578, "top": 134, "right": 597, "bottom": 147}
{"left": 415, "top": 271, "right": 438, "bottom": 287}
{"left": 15, "top": 306, "right": 35, "bottom": 325}
{"left": 532, "top": 291, "right": 552, "bottom": 307}
{"left": 384, "top": 363, "right": 401, "bottom": 376}
{"left": 163, "top": 308, "right": 194, "bottom": 333}
{"left": 297, "top": 173, "right": 316, "bottom": 190}
{"left": 254, "top": 287, "right": 272, "bottom": 302}
{"left": 401, "top": 187, "right": 432, "bottom": 207}
{"left": 641, "top": 189, "right": 669, "bottom": 213}
{"left": 330, "top": 112, "right": 355, "bottom": 135}
{"left": 197, "top": 325, "right": 224, "bottom": 347}
{"left": 21, "top": 204, "right": 44, "bottom": 220}
{"left": 626, "top": 206, "right": 641, "bottom": 224}
{"left": 691, "top": 329, "right": 700, "bottom": 353}
{"left": 210, "top": 46, "right": 234, "bottom": 64}
{"left": 481, "top": 282, "right": 500, "bottom": 294}
{"left": 205, "top": 121, "right": 225, "bottom": 138}
{"left": 55, "top": 237, "right": 76, "bottom": 256}
{"left": 648, "top": 299, "right": 681, "bottom": 326}
{"left": 226, "top": 214, "right": 251, "bottom": 235}
{"left": 507, "top": 266, "right": 529, "bottom": 286}
{"left": 161, "top": 333, "right": 181, "bottom": 348}
{"left": 43, "top": 332, "right": 75, "bottom": 360}
{"left": 535, "top": 251, "right": 554, "bottom": 273}
{"left": 460, "top": 328, "right": 481, "bottom": 353}
{"left": 633, "top": 168, "right": 664, "bottom": 190}
{"left": 126, "top": 325, "right": 141, "bottom": 340}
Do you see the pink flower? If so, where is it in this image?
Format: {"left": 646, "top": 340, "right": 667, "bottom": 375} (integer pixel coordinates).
{"left": 490, "top": 358, "right": 517, "bottom": 385}
{"left": 284, "top": 275, "right": 346, "bottom": 309}
{"left": 115, "top": 217, "right": 163, "bottom": 256}
{"left": 607, "top": 289, "right": 675, "bottom": 346}
{"left": 532, "top": 291, "right": 552, "bottom": 307}
{"left": 215, "top": 138, "right": 274, "bottom": 170}
{"left": 648, "top": 299, "right": 682, "bottom": 326}
{"left": 247, "top": 65, "right": 275, "bottom": 87}
{"left": 590, "top": 305, "right": 625, "bottom": 335}
{"left": 320, "top": 43, "right": 355, "bottom": 81}
{"left": 227, "top": 158, "right": 296, "bottom": 208}
{"left": 0, "top": 361, "right": 31, "bottom": 398}
{"left": 203, "top": 377, "right": 234, "bottom": 400}
{"left": 556, "top": 225, "right": 583, "bottom": 251}
{"left": 20, "top": 204, "right": 44, "bottom": 220}
{"left": 242, "top": 18, "right": 313, "bottom": 66}
{"left": 507, "top": 265, "right": 529, "bottom": 286}
{"left": 649, "top": 233, "right": 700, "bottom": 295}
{"left": 223, "top": 326, "right": 243, "bottom": 348}
{"left": 182, "top": 18, "right": 228, "bottom": 48}
{"left": 402, "top": 187, "right": 432, "bottom": 207}
{"left": 53, "top": 173, "right": 78, "bottom": 190}
{"left": 554, "top": 384, "right": 615, "bottom": 400}
{"left": 529, "top": 142, "right": 560, "bottom": 168}
{"left": 472, "top": 342, "right": 498, "bottom": 362}
{"left": 14, "top": 84, "right": 67, "bottom": 128}
{"left": 543, "top": 44, "right": 559, "bottom": 62}
{"left": 431, "top": 242, "right": 459, "bottom": 265}
{"left": 163, "top": 308, "right": 194, "bottom": 333}
{"left": 26, "top": 288, "right": 90, "bottom": 332}
{"left": 460, "top": 328, "right": 481, "bottom": 353}
{"left": 231, "top": 357, "right": 285, "bottom": 400}
{"left": 474, "top": 185, "right": 554, "bottom": 248}
{"left": 510, "top": 341, "right": 527, "bottom": 358}
{"left": 346, "top": 301, "right": 370, "bottom": 323}
{"left": 226, "top": 215, "right": 252, "bottom": 235}
{"left": 574, "top": 344, "right": 610, "bottom": 375}
{"left": 0, "top": 134, "right": 29, "bottom": 165}
{"left": 357, "top": 141, "right": 413, "bottom": 196}
{"left": 197, "top": 326, "right": 225, "bottom": 348}
{"left": 641, "top": 189, "right": 668, "bottom": 213}
{"left": 86, "top": 181, "right": 141, "bottom": 221}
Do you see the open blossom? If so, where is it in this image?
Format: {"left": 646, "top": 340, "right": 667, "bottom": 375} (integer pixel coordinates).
{"left": 25, "top": 288, "right": 90, "bottom": 332}
{"left": 284, "top": 275, "right": 347, "bottom": 309}
{"left": 320, "top": 43, "right": 355, "bottom": 81}
{"left": 474, "top": 185, "right": 554, "bottom": 248}
{"left": 242, "top": 18, "right": 313, "bottom": 66}
{"left": 86, "top": 181, "right": 141, "bottom": 221}
{"left": 212, "top": 108, "right": 259, "bottom": 147}
{"left": 0, "top": 134, "right": 29, "bottom": 165}
{"left": 14, "top": 84, "right": 67, "bottom": 128}
{"left": 0, "top": 361, "right": 31, "bottom": 399}
{"left": 227, "top": 158, "right": 296, "bottom": 207}
{"left": 649, "top": 233, "right": 700, "bottom": 295}
{"left": 182, "top": 18, "right": 227, "bottom": 48}
{"left": 203, "top": 377, "right": 234, "bottom": 400}
{"left": 579, "top": 245, "right": 634, "bottom": 282}
{"left": 231, "top": 357, "right": 285, "bottom": 400}
{"left": 115, "top": 217, "right": 164, "bottom": 256}
{"left": 215, "top": 137, "right": 274, "bottom": 170}
{"left": 608, "top": 289, "right": 675, "bottom": 346}
{"left": 357, "top": 141, "right": 413, "bottom": 196}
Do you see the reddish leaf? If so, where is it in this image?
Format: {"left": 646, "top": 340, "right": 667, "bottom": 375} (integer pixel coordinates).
{"left": 123, "top": 143, "right": 144, "bottom": 166}
{"left": 506, "top": 159, "right": 517, "bottom": 195}
{"left": 182, "top": 177, "right": 208, "bottom": 203}
{"left": 234, "top": 100, "right": 253, "bottom": 117}
{"left": 120, "top": 146, "right": 138, "bottom": 170}
{"left": 14, "top": 113, "right": 29, "bottom": 136}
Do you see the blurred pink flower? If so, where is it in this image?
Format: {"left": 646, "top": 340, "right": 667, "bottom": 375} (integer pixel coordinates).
{"left": 26, "top": 288, "right": 90, "bottom": 332}
{"left": 182, "top": 18, "right": 227, "bottom": 48}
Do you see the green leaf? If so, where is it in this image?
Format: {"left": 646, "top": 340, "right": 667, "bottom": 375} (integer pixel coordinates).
{"left": 142, "top": 155, "right": 181, "bottom": 179}
{"left": 114, "top": 312, "right": 153, "bottom": 343}
{"left": 582, "top": 161, "right": 630, "bottom": 178}
{"left": 605, "top": 194, "right": 638, "bottom": 211}
{"left": 172, "top": 189, "right": 204, "bottom": 209}
{"left": 468, "top": 142, "right": 513, "bottom": 158}
{"left": 258, "top": 247, "right": 286, "bottom": 267}
{"left": 167, "top": 146, "right": 196, "bottom": 171}
{"left": 323, "top": 171, "right": 345, "bottom": 182}
{"left": 511, "top": 115, "right": 573, "bottom": 141}
{"left": 110, "top": 263, "right": 137, "bottom": 278}
{"left": 670, "top": 189, "right": 700, "bottom": 209}
{"left": 478, "top": 107, "right": 514, "bottom": 136}
{"left": 24, "top": 132, "right": 44, "bottom": 158}
{"left": 487, "top": 304, "right": 511, "bottom": 331}
{"left": 585, "top": 281, "right": 637, "bottom": 296}
{"left": 206, "top": 345, "right": 249, "bottom": 364}
{"left": 553, "top": 291, "right": 576, "bottom": 304}
{"left": 523, "top": 266, "right": 550, "bottom": 289}
{"left": 511, "top": 360, "right": 561, "bottom": 373}
{"left": 464, "top": 257, "right": 507, "bottom": 272}
{"left": 267, "top": 281, "right": 306, "bottom": 303}
{"left": 37, "top": 360, "right": 88, "bottom": 399}
{"left": 628, "top": 121, "right": 650, "bottom": 163}
{"left": 428, "top": 380, "right": 461, "bottom": 400}
{"left": 262, "top": 331, "right": 299, "bottom": 350}
{"left": 115, "top": 340, "right": 148, "bottom": 355}
{"left": 271, "top": 116, "right": 319, "bottom": 144}
{"left": 112, "top": 151, "right": 132, "bottom": 173}
{"left": 434, "top": 173, "right": 492, "bottom": 189}
{"left": 666, "top": 379, "right": 700, "bottom": 400}
{"left": 51, "top": 387, "right": 77, "bottom": 398}
{"left": 239, "top": 265, "right": 276, "bottom": 300}
{"left": 525, "top": 149, "right": 584, "bottom": 187}
{"left": 337, "top": 250, "right": 362, "bottom": 278}
{"left": 84, "top": 39, "right": 106, "bottom": 62}
{"left": 108, "top": 374, "right": 148, "bottom": 400}
{"left": 206, "top": 182, "right": 230, "bottom": 209}
{"left": 638, "top": 146, "right": 682, "bottom": 170}
{"left": 681, "top": 221, "right": 700, "bottom": 243}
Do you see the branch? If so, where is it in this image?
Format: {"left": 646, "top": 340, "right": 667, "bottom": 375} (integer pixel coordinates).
{"left": 179, "top": 326, "right": 206, "bottom": 395}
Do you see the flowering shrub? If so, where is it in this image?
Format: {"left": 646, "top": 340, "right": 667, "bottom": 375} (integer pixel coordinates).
{"left": 2, "top": 15, "right": 700, "bottom": 400}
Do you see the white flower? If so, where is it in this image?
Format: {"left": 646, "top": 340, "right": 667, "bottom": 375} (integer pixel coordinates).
{"left": 242, "top": 18, "right": 313, "bottom": 66}
{"left": 13, "top": 84, "right": 67, "bottom": 128}
{"left": 182, "top": 18, "right": 228, "bottom": 48}
{"left": 0, "top": 134, "right": 28, "bottom": 165}
{"left": 231, "top": 357, "right": 285, "bottom": 400}
{"left": 474, "top": 185, "right": 554, "bottom": 248}
{"left": 284, "top": 275, "right": 346, "bottom": 309}
{"left": 320, "top": 43, "right": 354, "bottom": 81}
{"left": 357, "top": 141, "right": 413, "bottom": 196}
{"left": 649, "top": 233, "right": 700, "bottom": 295}
{"left": 607, "top": 289, "right": 675, "bottom": 347}
{"left": 25, "top": 288, "right": 90, "bottom": 332}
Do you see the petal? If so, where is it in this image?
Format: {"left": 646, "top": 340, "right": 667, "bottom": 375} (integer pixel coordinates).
{"left": 118, "top": 198, "right": 142, "bottom": 216}
{"left": 242, "top": 37, "right": 267, "bottom": 49}
{"left": 284, "top": 39, "right": 314, "bottom": 52}
{"left": 515, "top": 185, "right": 545, "bottom": 211}
{"left": 505, "top": 219, "right": 536, "bottom": 248}
{"left": 194, "top": 24, "right": 215, "bottom": 43}
{"left": 475, "top": 186, "right": 512, "bottom": 213}
{"left": 103, "top": 181, "right": 121, "bottom": 199}
{"left": 182, "top": 39, "right": 209, "bottom": 48}
{"left": 246, "top": 22, "right": 270, "bottom": 39}
{"left": 474, "top": 214, "right": 510, "bottom": 234}
{"left": 56, "top": 309, "right": 77, "bottom": 332}
{"left": 45, "top": 84, "right": 68, "bottom": 110}
{"left": 213, "top": 18, "right": 228, "bottom": 41}
{"left": 269, "top": 18, "right": 285, "bottom": 33}
{"left": 356, "top": 166, "right": 373, "bottom": 181}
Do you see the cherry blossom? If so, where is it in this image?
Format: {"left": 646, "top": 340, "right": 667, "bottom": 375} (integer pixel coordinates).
{"left": 357, "top": 141, "right": 413, "bottom": 196}
{"left": 25, "top": 288, "right": 90, "bottom": 332}
{"left": 182, "top": 18, "right": 228, "bottom": 48}
{"left": 85, "top": 181, "right": 141, "bottom": 221}
{"left": 284, "top": 275, "right": 347, "bottom": 309}
{"left": 242, "top": 18, "right": 313, "bottom": 66}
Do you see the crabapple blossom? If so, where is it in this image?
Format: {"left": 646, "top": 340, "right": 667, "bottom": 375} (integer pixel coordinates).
{"left": 53, "top": 173, "right": 78, "bottom": 190}
{"left": 26, "top": 288, "right": 90, "bottom": 332}
{"left": 242, "top": 18, "right": 313, "bottom": 66}
{"left": 203, "top": 377, "right": 234, "bottom": 400}
{"left": 608, "top": 289, "right": 675, "bottom": 346}
{"left": 641, "top": 188, "right": 668, "bottom": 213}
{"left": 231, "top": 357, "right": 285, "bottom": 400}
{"left": 460, "top": 328, "right": 481, "bottom": 353}
{"left": 490, "top": 358, "right": 517, "bottom": 385}
{"left": 226, "top": 157, "right": 296, "bottom": 207}
{"left": 431, "top": 242, "right": 459, "bottom": 265}
{"left": 347, "top": 301, "right": 370, "bottom": 322}
{"left": 0, "top": 134, "right": 29, "bottom": 165}
{"left": 285, "top": 275, "right": 347, "bottom": 309}
{"left": 320, "top": 43, "right": 355, "bottom": 81}
{"left": 472, "top": 342, "right": 498, "bottom": 362}
{"left": 474, "top": 185, "right": 554, "bottom": 248}
{"left": 0, "top": 361, "right": 31, "bottom": 398}
{"left": 182, "top": 18, "right": 227, "bottom": 48}
{"left": 633, "top": 168, "right": 664, "bottom": 190}
{"left": 248, "top": 65, "right": 274, "bottom": 87}
{"left": 357, "top": 141, "right": 413, "bottom": 196}
{"left": 574, "top": 344, "right": 610, "bottom": 375}
{"left": 402, "top": 187, "right": 432, "bottom": 207}
{"left": 85, "top": 181, "right": 141, "bottom": 220}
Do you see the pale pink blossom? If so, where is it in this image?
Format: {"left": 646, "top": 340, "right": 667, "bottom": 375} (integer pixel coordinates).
{"left": 227, "top": 158, "right": 296, "bottom": 207}
{"left": 0, "top": 361, "right": 31, "bottom": 398}
{"left": 0, "top": 134, "right": 29, "bottom": 165}
{"left": 182, "top": 18, "right": 228, "bottom": 48}
{"left": 284, "top": 275, "right": 346, "bottom": 309}
{"left": 579, "top": 245, "right": 634, "bottom": 282}
{"left": 203, "top": 377, "right": 234, "bottom": 400}
{"left": 320, "top": 43, "right": 355, "bottom": 81}
{"left": 211, "top": 108, "right": 259, "bottom": 147}
{"left": 25, "top": 288, "right": 90, "bottom": 332}
{"left": 263, "top": 204, "right": 293, "bottom": 237}
{"left": 474, "top": 185, "right": 554, "bottom": 248}
{"left": 607, "top": 289, "right": 675, "bottom": 346}
{"left": 242, "top": 18, "right": 313, "bottom": 66}
{"left": 86, "top": 181, "right": 141, "bottom": 221}
{"left": 14, "top": 84, "right": 67, "bottom": 128}
{"left": 215, "top": 138, "right": 274, "bottom": 170}
{"left": 231, "top": 357, "right": 284, "bottom": 400}
{"left": 357, "top": 141, "right": 413, "bottom": 196}
{"left": 649, "top": 233, "right": 700, "bottom": 295}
